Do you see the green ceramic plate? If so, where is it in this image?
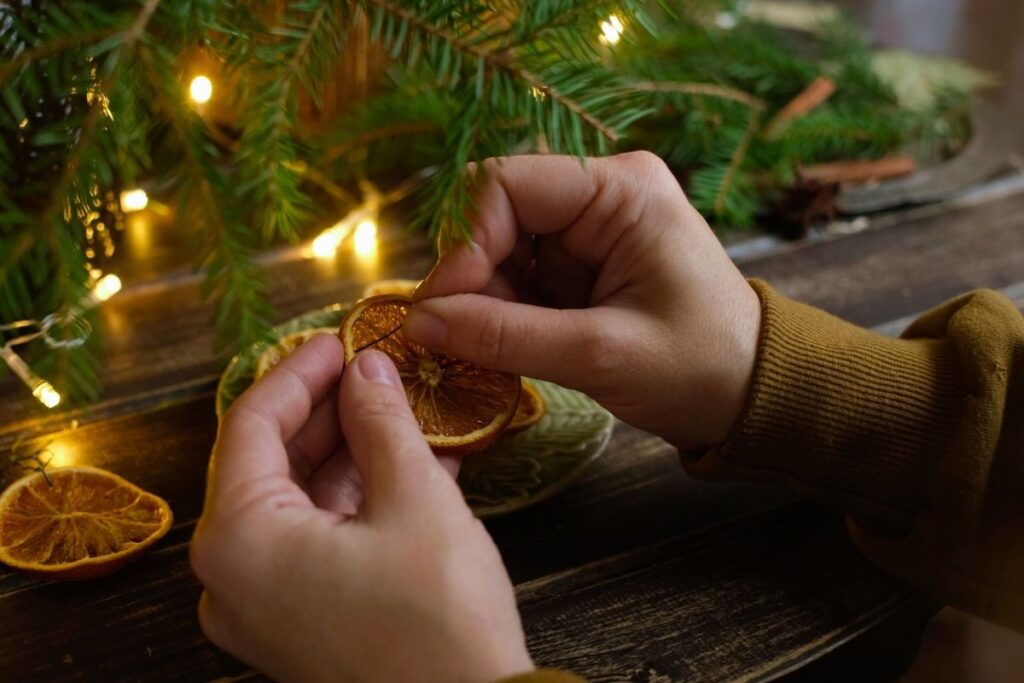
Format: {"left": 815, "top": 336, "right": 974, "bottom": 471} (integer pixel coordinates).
{"left": 216, "top": 304, "right": 614, "bottom": 518}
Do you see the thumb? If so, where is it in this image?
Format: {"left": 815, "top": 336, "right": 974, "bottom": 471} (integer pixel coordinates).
{"left": 339, "top": 350, "right": 464, "bottom": 519}
{"left": 403, "top": 294, "right": 600, "bottom": 387}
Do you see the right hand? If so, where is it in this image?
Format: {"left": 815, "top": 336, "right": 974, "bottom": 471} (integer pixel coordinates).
{"left": 405, "top": 152, "right": 761, "bottom": 449}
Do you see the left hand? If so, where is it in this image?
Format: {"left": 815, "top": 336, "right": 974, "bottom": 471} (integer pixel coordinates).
{"left": 190, "top": 334, "right": 533, "bottom": 683}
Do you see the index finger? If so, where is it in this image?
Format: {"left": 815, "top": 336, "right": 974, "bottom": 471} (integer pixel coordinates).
{"left": 414, "top": 152, "right": 666, "bottom": 300}
{"left": 209, "top": 333, "right": 345, "bottom": 503}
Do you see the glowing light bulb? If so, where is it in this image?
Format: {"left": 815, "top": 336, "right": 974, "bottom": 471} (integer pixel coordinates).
{"left": 189, "top": 75, "right": 213, "bottom": 104}
{"left": 599, "top": 14, "right": 625, "bottom": 44}
{"left": 119, "top": 188, "right": 149, "bottom": 212}
{"left": 32, "top": 382, "right": 61, "bottom": 408}
{"left": 354, "top": 219, "right": 378, "bottom": 258}
{"left": 311, "top": 226, "right": 348, "bottom": 259}
{"left": 93, "top": 273, "right": 122, "bottom": 302}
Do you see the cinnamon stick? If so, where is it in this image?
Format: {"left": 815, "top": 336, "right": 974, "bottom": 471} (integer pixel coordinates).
{"left": 763, "top": 76, "right": 836, "bottom": 138}
{"left": 798, "top": 155, "right": 918, "bottom": 185}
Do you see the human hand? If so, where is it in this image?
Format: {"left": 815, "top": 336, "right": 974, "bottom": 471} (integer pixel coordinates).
{"left": 406, "top": 152, "right": 761, "bottom": 449}
{"left": 190, "top": 335, "right": 533, "bottom": 683}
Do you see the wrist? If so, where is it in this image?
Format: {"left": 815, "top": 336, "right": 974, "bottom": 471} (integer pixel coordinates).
{"left": 716, "top": 280, "right": 763, "bottom": 442}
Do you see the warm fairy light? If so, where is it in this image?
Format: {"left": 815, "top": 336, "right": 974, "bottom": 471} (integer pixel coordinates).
{"left": 1, "top": 346, "right": 62, "bottom": 409}
{"left": 311, "top": 222, "right": 353, "bottom": 259}
{"left": 43, "top": 439, "right": 79, "bottom": 467}
{"left": 599, "top": 14, "right": 624, "bottom": 44}
{"left": 119, "top": 188, "right": 149, "bottom": 212}
{"left": 189, "top": 75, "right": 213, "bottom": 104}
{"left": 353, "top": 219, "right": 378, "bottom": 258}
{"left": 92, "top": 273, "right": 122, "bottom": 302}
{"left": 120, "top": 189, "right": 148, "bottom": 212}
{"left": 32, "top": 382, "right": 62, "bottom": 409}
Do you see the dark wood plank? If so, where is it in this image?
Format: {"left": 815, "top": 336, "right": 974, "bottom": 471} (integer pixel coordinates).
{"left": 0, "top": 502, "right": 904, "bottom": 682}
{"left": 0, "top": 397, "right": 793, "bottom": 593}
{"left": 0, "top": 546, "right": 247, "bottom": 682}
{"left": 741, "top": 190, "right": 1024, "bottom": 327}
{"left": 0, "top": 382, "right": 902, "bottom": 682}
{"left": 518, "top": 506, "right": 909, "bottom": 683}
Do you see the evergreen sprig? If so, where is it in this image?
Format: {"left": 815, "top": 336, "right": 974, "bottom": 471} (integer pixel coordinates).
{"left": 0, "top": 0, "right": 986, "bottom": 408}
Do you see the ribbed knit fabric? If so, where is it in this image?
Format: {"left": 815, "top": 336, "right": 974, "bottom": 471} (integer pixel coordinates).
{"left": 504, "top": 282, "right": 1024, "bottom": 683}
{"left": 684, "top": 279, "right": 1024, "bottom": 631}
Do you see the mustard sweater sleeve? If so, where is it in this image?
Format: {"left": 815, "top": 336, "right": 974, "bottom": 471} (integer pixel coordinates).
{"left": 683, "top": 279, "right": 1024, "bottom": 631}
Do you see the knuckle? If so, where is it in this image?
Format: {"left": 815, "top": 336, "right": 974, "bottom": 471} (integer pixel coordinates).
{"left": 577, "top": 318, "right": 627, "bottom": 379}
{"left": 475, "top": 305, "right": 508, "bottom": 368}
{"left": 616, "top": 150, "right": 669, "bottom": 178}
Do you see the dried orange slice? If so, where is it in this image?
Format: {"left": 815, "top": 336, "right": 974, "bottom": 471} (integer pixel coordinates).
{"left": 0, "top": 467, "right": 173, "bottom": 580}
{"left": 255, "top": 327, "right": 336, "bottom": 380}
{"left": 339, "top": 295, "right": 520, "bottom": 454}
{"left": 508, "top": 379, "right": 546, "bottom": 432}
{"left": 362, "top": 279, "right": 421, "bottom": 299}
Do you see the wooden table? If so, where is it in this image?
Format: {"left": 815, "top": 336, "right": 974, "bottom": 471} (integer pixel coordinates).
{"left": 2, "top": 183, "right": 1022, "bottom": 681}
{"left": 3, "top": 2, "right": 1024, "bottom": 679}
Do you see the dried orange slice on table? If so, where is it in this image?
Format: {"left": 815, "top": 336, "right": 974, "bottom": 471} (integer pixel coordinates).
{"left": 508, "top": 379, "right": 547, "bottom": 432}
{"left": 339, "top": 295, "right": 520, "bottom": 454}
{"left": 0, "top": 467, "right": 173, "bottom": 580}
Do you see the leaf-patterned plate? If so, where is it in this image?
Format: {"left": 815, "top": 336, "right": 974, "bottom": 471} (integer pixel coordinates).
{"left": 216, "top": 304, "right": 614, "bottom": 518}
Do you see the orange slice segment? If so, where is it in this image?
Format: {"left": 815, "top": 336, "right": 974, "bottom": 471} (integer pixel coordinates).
{"left": 256, "top": 327, "right": 337, "bottom": 380}
{"left": 508, "top": 379, "right": 547, "bottom": 432}
{"left": 0, "top": 467, "right": 173, "bottom": 580}
{"left": 362, "top": 279, "right": 421, "bottom": 299}
{"left": 339, "top": 295, "right": 520, "bottom": 454}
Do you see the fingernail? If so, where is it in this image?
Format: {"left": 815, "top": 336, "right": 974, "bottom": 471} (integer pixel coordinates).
{"left": 357, "top": 350, "right": 401, "bottom": 388}
{"left": 404, "top": 307, "right": 449, "bottom": 350}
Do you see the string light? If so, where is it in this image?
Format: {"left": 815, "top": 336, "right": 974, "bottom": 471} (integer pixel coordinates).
{"left": 353, "top": 219, "right": 378, "bottom": 258}
{"left": 311, "top": 222, "right": 354, "bottom": 259}
{"left": 310, "top": 187, "right": 381, "bottom": 261}
{"left": 0, "top": 347, "right": 61, "bottom": 409}
{"left": 33, "top": 382, "right": 62, "bottom": 409}
{"left": 0, "top": 271, "right": 122, "bottom": 408}
{"left": 599, "top": 14, "right": 624, "bottom": 45}
{"left": 189, "top": 75, "right": 213, "bottom": 104}
{"left": 92, "top": 274, "right": 122, "bottom": 303}
{"left": 119, "top": 188, "right": 149, "bottom": 212}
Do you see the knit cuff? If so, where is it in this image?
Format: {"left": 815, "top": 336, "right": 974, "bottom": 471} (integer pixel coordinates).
{"left": 684, "top": 279, "right": 966, "bottom": 533}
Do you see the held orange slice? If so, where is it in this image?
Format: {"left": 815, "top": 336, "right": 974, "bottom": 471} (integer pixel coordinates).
{"left": 362, "top": 279, "right": 421, "bottom": 299}
{"left": 0, "top": 467, "right": 173, "bottom": 580}
{"left": 256, "top": 327, "right": 337, "bottom": 380}
{"left": 339, "top": 295, "right": 520, "bottom": 454}
{"left": 508, "top": 379, "right": 546, "bottom": 432}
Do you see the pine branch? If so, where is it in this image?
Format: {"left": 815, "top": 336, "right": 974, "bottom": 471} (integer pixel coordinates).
{"left": 323, "top": 121, "right": 441, "bottom": 162}
{"left": 626, "top": 79, "right": 766, "bottom": 111}
{"left": 715, "top": 108, "right": 761, "bottom": 217}
{"left": 234, "top": 0, "right": 348, "bottom": 243}
{"left": 0, "top": 28, "right": 123, "bottom": 85}
{"left": 138, "top": 43, "right": 273, "bottom": 352}
{"left": 365, "top": 0, "right": 619, "bottom": 141}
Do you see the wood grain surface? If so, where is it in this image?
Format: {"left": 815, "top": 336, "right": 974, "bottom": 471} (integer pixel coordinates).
{"left": 1, "top": 180, "right": 1021, "bottom": 680}
{"left": 3, "top": 9, "right": 1024, "bottom": 671}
